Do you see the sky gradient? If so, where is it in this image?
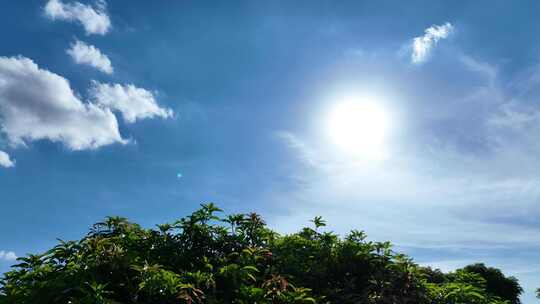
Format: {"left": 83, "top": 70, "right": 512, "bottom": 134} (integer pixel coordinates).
{"left": 1, "top": 1, "right": 540, "bottom": 302}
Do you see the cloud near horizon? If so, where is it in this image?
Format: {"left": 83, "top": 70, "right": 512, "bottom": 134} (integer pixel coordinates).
{"left": 67, "top": 40, "right": 113, "bottom": 74}
{"left": 0, "top": 250, "right": 17, "bottom": 262}
{"left": 44, "top": 0, "right": 111, "bottom": 35}
{"left": 411, "top": 22, "right": 454, "bottom": 64}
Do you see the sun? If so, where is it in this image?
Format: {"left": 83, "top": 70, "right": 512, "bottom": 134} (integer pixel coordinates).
{"left": 326, "top": 97, "right": 390, "bottom": 159}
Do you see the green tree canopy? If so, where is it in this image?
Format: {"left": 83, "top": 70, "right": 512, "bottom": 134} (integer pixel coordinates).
{"left": 461, "top": 263, "right": 522, "bottom": 304}
{"left": 0, "top": 204, "right": 522, "bottom": 304}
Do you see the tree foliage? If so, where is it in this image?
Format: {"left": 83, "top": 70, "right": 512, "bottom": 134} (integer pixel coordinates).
{"left": 0, "top": 204, "right": 523, "bottom": 304}
{"left": 461, "top": 263, "right": 522, "bottom": 304}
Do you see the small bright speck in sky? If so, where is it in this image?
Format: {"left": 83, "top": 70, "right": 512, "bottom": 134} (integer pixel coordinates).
{"left": 326, "top": 97, "right": 390, "bottom": 159}
{"left": 177, "top": 173, "right": 183, "bottom": 179}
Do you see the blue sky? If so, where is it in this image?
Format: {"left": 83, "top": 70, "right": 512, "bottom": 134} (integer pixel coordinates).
{"left": 2, "top": 0, "right": 540, "bottom": 302}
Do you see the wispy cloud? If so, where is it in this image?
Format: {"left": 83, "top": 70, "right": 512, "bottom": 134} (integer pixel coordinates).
{"left": 44, "top": 0, "right": 111, "bottom": 35}
{"left": 0, "top": 250, "right": 17, "bottom": 262}
{"left": 460, "top": 55, "right": 497, "bottom": 88}
{"left": 275, "top": 131, "right": 318, "bottom": 168}
{"left": 411, "top": 22, "right": 454, "bottom": 64}
{"left": 0, "top": 151, "right": 14, "bottom": 168}
{"left": 67, "top": 40, "right": 113, "bottom": 74}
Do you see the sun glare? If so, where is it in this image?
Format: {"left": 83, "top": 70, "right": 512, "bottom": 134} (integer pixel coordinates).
{"left": 326, "top": 97, "right": 390, "bottom": 159}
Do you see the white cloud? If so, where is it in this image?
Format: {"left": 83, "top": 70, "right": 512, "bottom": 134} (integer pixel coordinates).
{"left": 0, "top": 250, "right": 17, "bottom": 261}
{"left": 67, "top": 40, "right": 113, "bottom": 74}
{"left": 44, "top": 0, "right": 111, "bottom": 35}
{"left": 411, "top": 22, "right": 453, "bottom": 64}
{"left": 0, "top": 56, "right": 126, "bottom": 150}
{"left": 0, "top": 151, "right": 14, "bottom": 168}
{"left": 89, "top": 82, "right": 173, "bottom": 123}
